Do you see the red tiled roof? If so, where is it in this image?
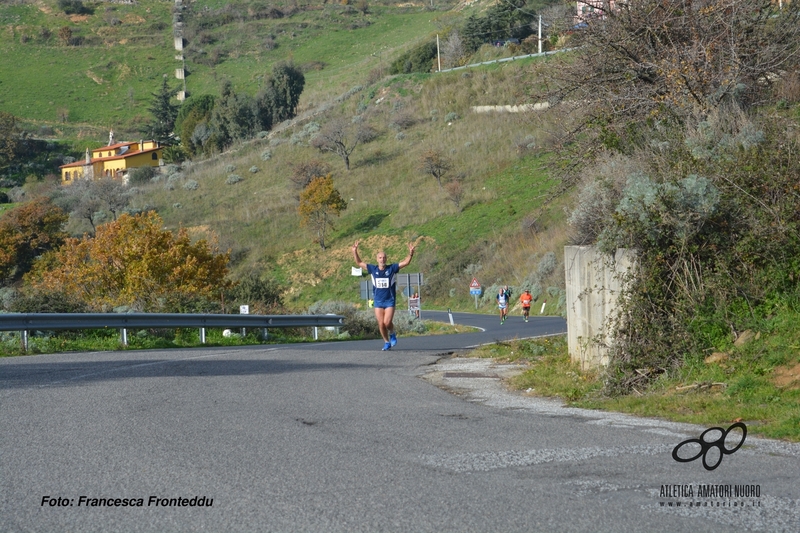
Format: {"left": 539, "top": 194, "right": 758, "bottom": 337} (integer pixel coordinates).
{"left": 95, "top": 141, "right": 137, "bottom": 151}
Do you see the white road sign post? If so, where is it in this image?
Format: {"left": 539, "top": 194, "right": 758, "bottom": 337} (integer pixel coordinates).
{"left": 469, "top": 278, "right": 481, "bottom": 309}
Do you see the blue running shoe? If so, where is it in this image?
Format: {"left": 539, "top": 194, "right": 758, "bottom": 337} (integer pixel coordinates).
{"left": 390, "top": 332, "right": 397, "bottom": 347}
{"left": 382, "top": 342, "right": 391, "bottom": 351}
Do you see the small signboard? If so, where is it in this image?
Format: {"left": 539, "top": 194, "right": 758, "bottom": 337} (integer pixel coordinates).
{"left": 469, "top": 278, "right": 481, "bottom": 309}
{"left": 239, "top": 305, "right": 249, "bottom": 315}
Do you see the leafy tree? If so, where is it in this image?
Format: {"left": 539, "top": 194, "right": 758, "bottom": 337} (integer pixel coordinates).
{"left": 484, "top": 0, "right": 535, "bottom": 42}
{"left": 210, "top": 81, "right": 256, "bottom": 150}
{"left": 175, "top": 94, "right": 216, "bottom": 156}
{"left": 462, "top": 13, "right": 488, "bottom": 53}
{"left": 26, "top": 212, "right": 232, "bottom": 311}
{"left": 310, "top": 117, "right": 376, "bottom": 171}
{"left": 0, "top": 198, "right": 68, "bottom": 284}
{"left": 0, "top": 112, "right": 18, "bottom": 172}
{"left": 298, "top": 175, "right": 347, "bottom": 250}
{"left": 141, "top": 77, "right": 179, "bottom": 145}
{"left": 257, "top": 61, "right": 305, "bottom": 128}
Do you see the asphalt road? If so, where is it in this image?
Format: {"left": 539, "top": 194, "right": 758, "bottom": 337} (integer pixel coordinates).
{"left": 1, "top": 312, "right": 799, "bottom": 533}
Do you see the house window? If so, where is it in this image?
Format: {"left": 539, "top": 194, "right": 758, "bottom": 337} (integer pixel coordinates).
{"left": 152, "top": 153, "right": 158, "bottom": 160}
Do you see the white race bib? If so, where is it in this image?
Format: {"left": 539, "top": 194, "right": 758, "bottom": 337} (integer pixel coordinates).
{"left": 375, "top": 278, "right": 390, "bottom": 289}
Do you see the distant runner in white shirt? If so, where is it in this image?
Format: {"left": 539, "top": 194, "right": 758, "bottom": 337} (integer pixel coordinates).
{"left": 496, "top": 288, "right": 508, "bottom": 324}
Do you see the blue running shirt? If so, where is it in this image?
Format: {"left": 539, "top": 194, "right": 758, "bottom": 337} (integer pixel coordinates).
{"left": 367, "top": 263, "right": 400, "bottom": 307}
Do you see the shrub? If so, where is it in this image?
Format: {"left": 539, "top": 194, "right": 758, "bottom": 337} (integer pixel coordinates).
{"left": 444, "top": 112, "right": 459, "bottom": 122}
{"left": 9, "top": 289, "right": 89, "bottom": 314}
{"left": 225, "top": 272, "right": 284, "bottom": 314}
{"left": 128, "top": 166, "right": 156, "bottom": 185}
{"left": 167, "top": 172, "right": 184, "bottom": 184}
{"left": 224, "top": 164, "right": 236, "bottom": 173}
{"left": 335, "top": 85, "right": 363, "bottom": 102}
{"left": 260, "top": 150, "right": 272, "bottom": 161}
{"left": 389, "top": 40, "right": 437, "bottom": 74}
{"left": 308, "top": 300, "right": 380, "bottom": 338}
{"left": 389, "top": 112, "right": 415, "bottom": 130}
{"left": 536, "top": 252, "right": 557, "bottom": 280}
{"left": 58, "top": 0, "right": 92, "bottom": 16}
{"left": 182, "top": 180, "right": 198, "bottom": 191}
{"left": 226, "top": 174, "right": 243, "bottom": 185}
{"left": 249, "top": 166, "right": 259, "bottom": 173}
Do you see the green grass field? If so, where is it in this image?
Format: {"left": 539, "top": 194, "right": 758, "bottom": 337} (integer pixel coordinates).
{"left": 0, "top": 1, "right": 452, "bottom": 135}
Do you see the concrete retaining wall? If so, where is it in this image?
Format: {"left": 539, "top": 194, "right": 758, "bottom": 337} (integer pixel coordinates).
{"left": 564, "top": 246, "right": 635, "bottom": 370}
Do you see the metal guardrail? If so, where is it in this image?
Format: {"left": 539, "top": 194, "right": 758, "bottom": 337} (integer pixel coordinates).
{"left": 436, "top": 48, "right": 575, "bottom": 74}
{"left": 0, "top": 313, "right": 345, "bottom": 351}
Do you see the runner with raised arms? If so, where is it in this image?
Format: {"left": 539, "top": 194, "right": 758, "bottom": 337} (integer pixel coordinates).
{"left": 352, "top": 240, "right": 416, "bottom": 351}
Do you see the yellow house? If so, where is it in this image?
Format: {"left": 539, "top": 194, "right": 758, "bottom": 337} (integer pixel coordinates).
{"left": 60, "top": 131, "right": 163, "bottom": 185}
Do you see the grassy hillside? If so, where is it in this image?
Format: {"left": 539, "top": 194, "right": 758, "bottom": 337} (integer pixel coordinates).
{"left": 1, "top": 0, "right": 568, "bottom": 315}
{"left": 0, "top": 0, "right": 461, "bottom": 138}
{"left": 122, "top": 58, "right": 569, "bottom": 312}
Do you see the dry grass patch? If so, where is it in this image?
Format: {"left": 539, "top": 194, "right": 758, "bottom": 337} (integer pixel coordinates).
{"left": 773, "top": 362, "right": 800, "bottom": 389}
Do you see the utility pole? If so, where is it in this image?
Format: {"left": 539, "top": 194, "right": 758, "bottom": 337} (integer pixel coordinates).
{"left": 538, "top": 15, "right": 542, "bottom": 55}
{"left": 436, "top": 34, "right": 441, "bottom": 72}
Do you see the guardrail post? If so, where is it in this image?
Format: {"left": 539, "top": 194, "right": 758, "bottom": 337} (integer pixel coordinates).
{"left": 21, "top": 330, "right": 28, "bottom": 352}
{"left": 121, "top": 328, "right": 128, "bottom": 347}
{"left": 200, "top": 327, "right": 206, "bottom": 344}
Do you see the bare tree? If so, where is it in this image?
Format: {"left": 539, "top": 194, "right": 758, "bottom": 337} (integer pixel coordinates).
{"left": 310, "top": 118, "right": 377, "bottom": 171}
{"left": 544, "top": 0, "right": 800, "bottom": 157}
{"left": 418, "top": 149, "right": 452, "bottom": 188}
{"left": 63, "top": 178, "right": 130, "bottom": 232}
{"left": 539, "top": 4, "right": 576, "bottom": 44}
{"left": 441, "top": 31, "right": 466, "bottom": 69}
{"left": 289, "top": 159, "right": 331, "bottom": 191}
{"left": 73, "top": 193, "right": 104, "bottom": 235}
{"left": 444, "top": 175, "right": 465, "bottom": 210}
{"left": 93, "top": 178, "right": 129, "bottom": 220}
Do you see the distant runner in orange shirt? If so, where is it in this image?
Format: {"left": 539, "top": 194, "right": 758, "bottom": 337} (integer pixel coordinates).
{"left": 519, "top": 290, "right": 533, "bottom": 323}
